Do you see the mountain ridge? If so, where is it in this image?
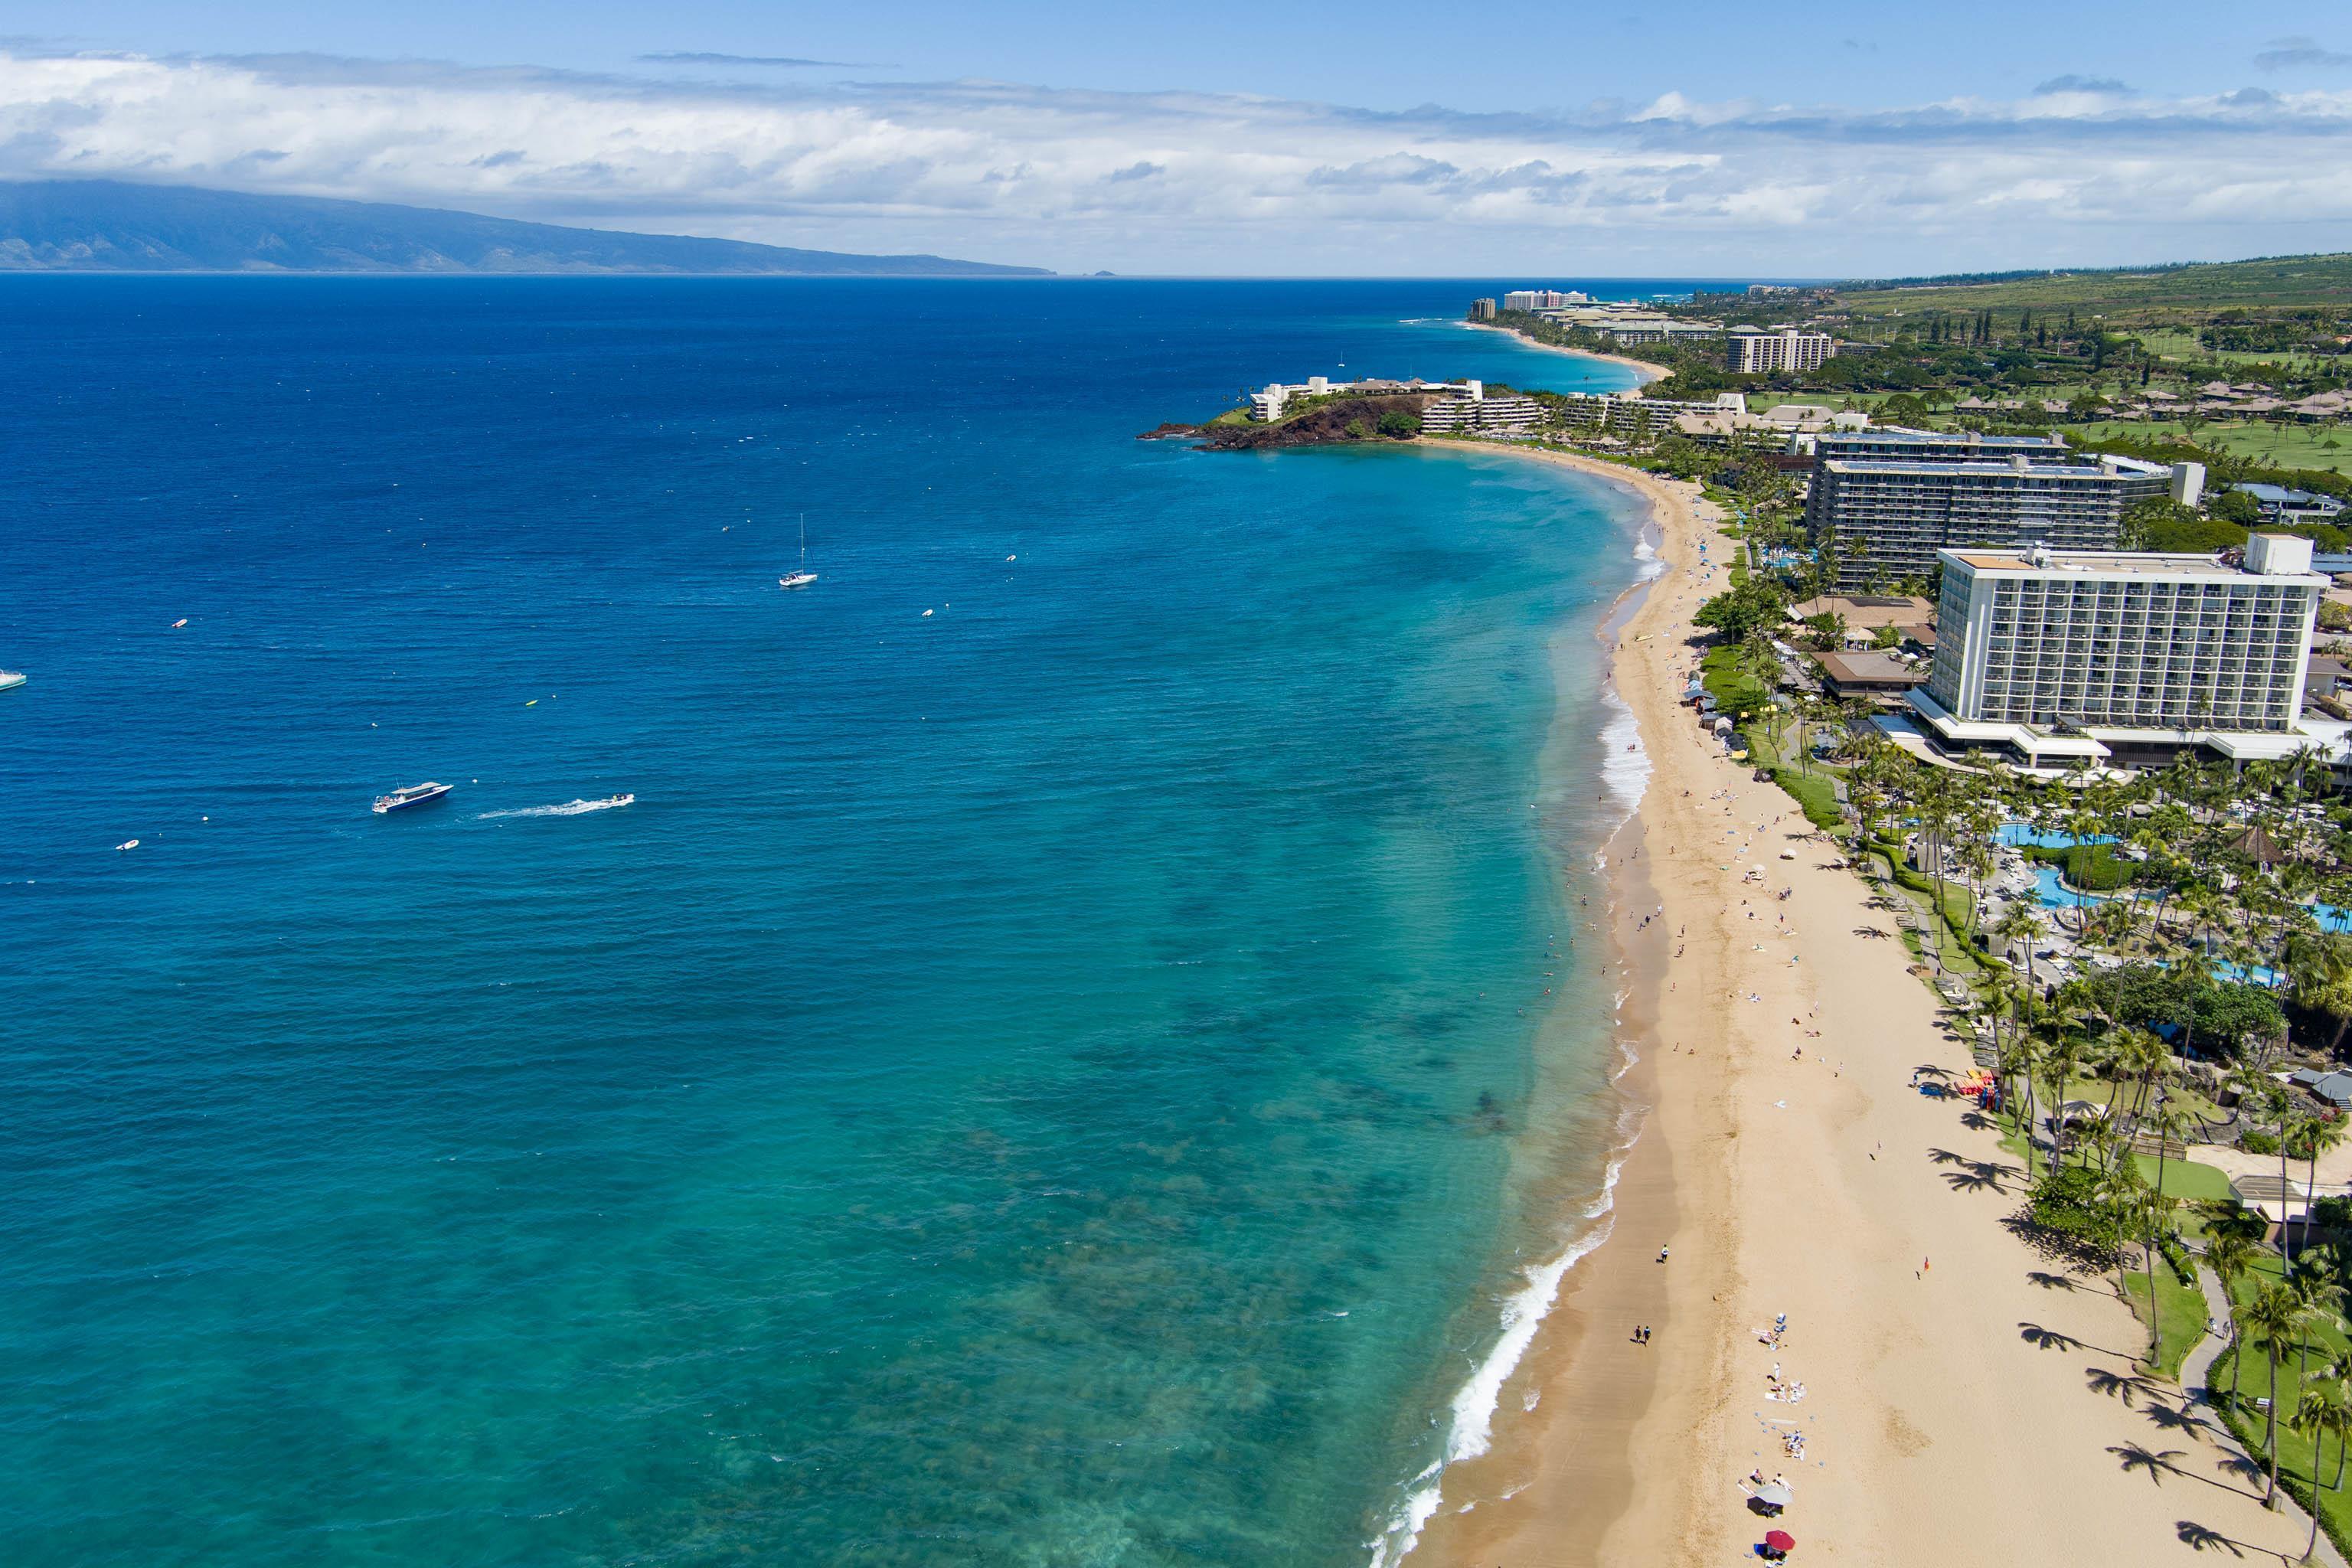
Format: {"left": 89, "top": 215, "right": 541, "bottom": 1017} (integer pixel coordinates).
{"left": 0, "top": 180, "right": 1049, "bottom": 276}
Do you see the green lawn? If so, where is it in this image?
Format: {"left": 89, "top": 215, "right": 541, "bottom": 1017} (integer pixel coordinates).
{"left": 2211, "top": 1250, "right": 2352, "bottom": 1557}
{"left": 2138, "top": 327, "right": 2345, "bottom": 374}
{"left": 1699, "top": 646, "right": 1770, "bottom": 718}
{"left": 1860, "top": 839, "right": 1983, "bottom": 974}
{"left": 1769, "top": 763, "right": 1844, "bottom": 833}
{"left": 2073, "top": 417, "right": 2352, "bottom": 475}
{"left": 2134, "top": 1154, "right": 2236, "bottom": 1204}
{"left": 2122, "top": 1263, "right": 2210, "bottom": 1380}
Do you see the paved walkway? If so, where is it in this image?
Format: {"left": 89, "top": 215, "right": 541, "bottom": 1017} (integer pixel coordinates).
{"left": 2181, "top": 1263, "right": 2348, "bottom": 1568}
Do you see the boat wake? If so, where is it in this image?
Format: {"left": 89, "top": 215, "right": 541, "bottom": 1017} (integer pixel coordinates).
{"left": 475, "top": 795, "right": 635, "bottom": 820}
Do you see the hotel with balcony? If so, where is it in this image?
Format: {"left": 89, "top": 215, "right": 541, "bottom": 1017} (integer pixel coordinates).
{"left": 1905, "top": 534, "right": 2332, "bottom": 769}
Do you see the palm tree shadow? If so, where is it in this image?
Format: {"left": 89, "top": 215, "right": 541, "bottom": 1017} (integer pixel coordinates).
{"left": 1942, "top": 1159, "right": 2019, "bottom": 1194}
{"left": 2174, "top": 1519, "right": 2251, "bottom": 1557}
{"left": 1958, "top": 1109, "right": 2001, "bottom": 1133}
{"left": 2145, "top": 1400, "right": 2216, "bottom": 1443}
{"left": 2026, "top": 1270, "right": 2081, "bottom": 1292}
{"left": 2020, "top": 1321, "right": 2086, "bottom": 1352}
{"left": 2213, "top": 1452, "right": 2267, "bottom": 1491}
{"left": 2089, "top": 1365, "right": 2164, "bottom": 1407}
{"left": 2112, "top": 1441, "right": 2189, "bottom": 1482}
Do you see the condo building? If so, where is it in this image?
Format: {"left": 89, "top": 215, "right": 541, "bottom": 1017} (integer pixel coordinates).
{"left": 1726, "top": 328, "right": 1834, "bottom": 374}
{"left": 1808, "top": 452, "right": 2146, "bottom": 589}
{"left": 1909, "top": 535, "right": 2327, "bottom": 768}
{"left": 1811, "top": 430, "right": 2075, "bottom": 466}
{"left": 1501, "top": 289, "right": 1589, "bottom": 312}
{"left": 1418, "top": 392, "right": 1546, "bottom": 434}
{"left": 1249, "top": 374, "right": 1484, "bottom": 422}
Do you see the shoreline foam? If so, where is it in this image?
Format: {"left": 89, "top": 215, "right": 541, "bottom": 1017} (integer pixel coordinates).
{"left": 1364, "top": 464, "right": 1671, "bottom": 1568}
{"left": 1400, "top": 439, "right": 2324, "bottom": 1566}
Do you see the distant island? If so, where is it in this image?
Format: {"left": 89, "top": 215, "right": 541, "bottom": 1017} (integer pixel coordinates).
{"left": 0, "top": 180, "right": 1050, "bottom": 276}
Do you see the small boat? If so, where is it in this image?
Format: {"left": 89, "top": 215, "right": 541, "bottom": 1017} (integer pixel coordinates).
{"left": 373, "top": 782, "right": 453, "bottom": 815}
{"left": 0, "top": 671, "right": 24, "bottom": 691}
{"left": 171, "top": 619, "right": 187, "bottom": 629}
{"left": 116, "top": 838, "right": 139, "bottom": 851}
{"left": 578, "top": 793, "right": 635, "bottom": 812}
{"left": 779, "top": 513, "right": 818, "bottom": 590}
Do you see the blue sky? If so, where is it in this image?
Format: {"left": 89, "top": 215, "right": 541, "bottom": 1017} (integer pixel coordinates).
{"left": 12, "top": 2, "right": 2352, "bottom": 273}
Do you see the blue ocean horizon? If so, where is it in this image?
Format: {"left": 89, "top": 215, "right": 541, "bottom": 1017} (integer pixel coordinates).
{"left": 1, "top": 277, "right": 1663, "bottom": 1566}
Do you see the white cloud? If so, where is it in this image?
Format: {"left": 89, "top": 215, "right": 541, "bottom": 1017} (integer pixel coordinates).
{"left": 2, "top": 47, "right": 2351, "bottom": 273}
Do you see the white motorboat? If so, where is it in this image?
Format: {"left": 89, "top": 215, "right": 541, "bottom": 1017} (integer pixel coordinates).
{"left": 373, "top": 782, "right": 454, "bottom": 815}
{"left": 0, "top": 671, "right": 24, "bottom": 691}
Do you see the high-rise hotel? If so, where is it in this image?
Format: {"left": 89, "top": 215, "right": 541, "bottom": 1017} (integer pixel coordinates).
{"left": 1909, "top": 534, "right": 2328, "bottom": 768}
{"left": 1805, "top": 431, "right": 2190, "bottom": 591}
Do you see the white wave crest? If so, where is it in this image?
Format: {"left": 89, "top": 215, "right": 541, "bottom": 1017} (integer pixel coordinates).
{"left": 1598, "top": 691, "right": 1649, "bottom": 818}
{"left": 1366, "top": 1127, "right": 1643, "bottom": 1568}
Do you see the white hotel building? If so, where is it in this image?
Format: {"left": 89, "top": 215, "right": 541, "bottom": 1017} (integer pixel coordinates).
{"left": 1908, "top": 534, "right": 2330, "bottom": 769}
{"left": 1727, "top": 327, "right": 1835, "bottom": 375}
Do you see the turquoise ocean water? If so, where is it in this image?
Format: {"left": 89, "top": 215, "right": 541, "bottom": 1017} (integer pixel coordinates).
{"left": 0, "top": 279, "right": 1658, "bottom": 1566}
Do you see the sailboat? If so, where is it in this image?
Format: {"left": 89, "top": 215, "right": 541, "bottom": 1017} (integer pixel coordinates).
{"left": 779, "top": 514, "right": 818, "bottom": 590}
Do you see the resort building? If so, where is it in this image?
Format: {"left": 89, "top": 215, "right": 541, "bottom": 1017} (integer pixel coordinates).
{"left": 1554, "top": 389, "right": 1753, "bottom": 438}
{"left": 1726, "top": 328, "right": 1834, "bottom": 375}
{"left": 1786, "top": 593, "right": 1936, "bottom": 646}
{"left": 1672, "top": 403, "right": 1868, "bottom": 446}
{"left": 1907, "top": 535, "right": 2329, "bottom": 769}
{"left": 1808, "top": 452, "right": 2142, "bottom": 590}
{"left": 1815, "top": 649, "right": 1929, "bottom": 701}
{"left": 2235, "top": 483, "right": 2347, "bottom": 527}
{"left": 1470, "top": 298, "right": 1498, "bottom": 322}
{"left": 1528, "top": 301, "right": 1721, "bottom": 346}
{"left": 1501, "top": 289, "right": 1589, "bottom": 312}
{"left": 1419, "top": 392, "right": 1545, "bottom": 434}
{"left": 1811, "top": 430, "right": 2075, "bottom": 466}
{"left": 1808, "top": 430, "right": 2188, "bottom": 511}
{"left": 1249, "top": 374, "right": 1484, "bottom": 422}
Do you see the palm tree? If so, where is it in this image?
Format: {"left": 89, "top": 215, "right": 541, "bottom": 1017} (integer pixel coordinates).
{"left": 2243, "top": 1279, "right": 2314, "bottom": 1506}
{"left": 2302, "top": 1116, "right": 2347, "bottom": 1256}
{"left": 2288, "top": 1251, "right": 2347, "bottom": 1445}
{"left": 2207, "top": 1230, "right": 2258, "bottom": 1404}
{"left": 1993, "top": 902, "right": 2042, "bottom": 992}
{"left": 2138, "top": 1188, "right": 2183, "bottom": 1364}
{"left": 2318, "top": 1390, "right": 2352, "bottom": 1493}
{"left": 2281, "top": 1111, "right": 2319, "bottom": 1262}
{"left": 2295, "top": 1386, "right": 2352, "bottom": 1558}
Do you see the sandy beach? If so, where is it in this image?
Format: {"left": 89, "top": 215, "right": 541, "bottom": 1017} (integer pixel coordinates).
{"left": 1462, "top": 322, "right": 1666, "bottom": 386}
{"left": 1410, "top": 446, "right": 2320, "bottom": 1566}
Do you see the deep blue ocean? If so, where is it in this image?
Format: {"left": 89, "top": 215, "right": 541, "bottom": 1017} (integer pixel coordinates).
{"left": 0, "top": 278, "right": 1657, "bottom": 1567}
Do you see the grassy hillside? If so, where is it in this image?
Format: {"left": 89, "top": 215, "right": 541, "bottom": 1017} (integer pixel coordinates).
{"left": 1836, "top": 253, "right": 2352, "bottom": 316}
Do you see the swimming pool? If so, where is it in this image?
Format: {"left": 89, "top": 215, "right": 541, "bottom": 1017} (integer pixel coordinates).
{"left": 1998, "top": 822, "right": 2117, "bottom": 850}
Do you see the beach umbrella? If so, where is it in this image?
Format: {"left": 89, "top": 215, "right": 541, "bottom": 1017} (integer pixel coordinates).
{"left": 1765, "top": 1528, "right": 1797, "bottom": 1553}
{"left": 1755, "top": 1482, "right": 1793, "bottom": 1508}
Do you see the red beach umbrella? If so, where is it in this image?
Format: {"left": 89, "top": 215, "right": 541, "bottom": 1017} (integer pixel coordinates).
{"left": 1765, "top": 1528, "right": 1797, "bottom": 1553}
